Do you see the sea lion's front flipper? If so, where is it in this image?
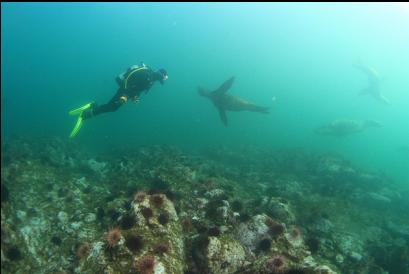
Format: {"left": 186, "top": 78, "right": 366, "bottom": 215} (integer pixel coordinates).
{"left": 217, "top": 107, "right": 228, "bottom": 126}
{"left": 359, "top": 87, "right": 371, "bottom": 95}
{"left": 214, "top": 77, "right": 235, "bottom": 95}
{"left": 198, "top": 87, "right": 210, "bottom": 97}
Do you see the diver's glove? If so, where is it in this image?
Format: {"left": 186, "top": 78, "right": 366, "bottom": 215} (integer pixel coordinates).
{"left": 118, "top": 95, "right": 139, "bottom": 104}
{"left": 131, "top": 96, "right": 140, "bottom": 104}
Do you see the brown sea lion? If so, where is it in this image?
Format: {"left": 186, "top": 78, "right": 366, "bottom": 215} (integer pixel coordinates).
{"left": 198, "top": 77, "right": 269, "bottom": 126}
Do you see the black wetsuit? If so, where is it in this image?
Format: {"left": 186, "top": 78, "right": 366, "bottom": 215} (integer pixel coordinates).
{"left": 84, "top": 66, "right": 163, "bottom": 118}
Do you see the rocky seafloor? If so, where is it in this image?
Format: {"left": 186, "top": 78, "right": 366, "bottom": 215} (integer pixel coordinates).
{"left": 1, "top": 137, "right": 409, "bottom": 274}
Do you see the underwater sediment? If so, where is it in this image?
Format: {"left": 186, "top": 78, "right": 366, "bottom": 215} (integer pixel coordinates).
{"left": 1, "top": 137, "right": 409, "bottom": 274}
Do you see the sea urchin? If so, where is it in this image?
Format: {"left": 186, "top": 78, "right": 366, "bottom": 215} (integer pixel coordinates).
{"left": 258, "top": 238, "right": 272, "bottom": 252}
{"left": 76, "top": 242, "right": 91, "bottom": 260}
{"left": 265, "top": 218, "right": 285, "bottom": 237}
{"left": 141, "top": 207, "right": 154, "bottom": 220}
{"left": 153, "top": 243, "right": 169, "bottom": 255}
{"left": 158, "top": 213, "right": 170, "bottom": 225}
{"left": 134, "top": 191, "right": 147, "bottom": 203}
{"left": 125, "top": 234, "right": 144, "bottom": 253}
{"left": 150, "top": 194, "right": 165, "bottom": 208}
{"left": 106, "top": 227, "right": 122, "bottom": 248}
{"left": 136, "top": 255, "right": 155, "bottom": 274}
{"left": 265, "top": 255, "right": 288, "bottom": 274}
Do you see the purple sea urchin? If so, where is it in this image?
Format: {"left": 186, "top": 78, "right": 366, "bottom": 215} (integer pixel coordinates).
{"left": 231, "top": 200, "right": 243, "bottom": 212}
{"left": 265, "top": 217, "right": 285, "bottom": 236}
{"left": 158, "top": 213, "right": 170, "bottom": 225}
{"left": 207, "top": 226, "right": 221, "bottom": 237}
{"left": 258, "top": 238, "right": 272, "bottom": 252}
{"left": 120, "top": 214, "right": 136, "bottom": 230}
{"left": 125, "top": 234, "right": 144, "bottom": 253}
{"left": 6, "top": 246, "right": 22, "bottom": 261}
{"left": 141, "top": 207, "right": 154, "bottom": 219}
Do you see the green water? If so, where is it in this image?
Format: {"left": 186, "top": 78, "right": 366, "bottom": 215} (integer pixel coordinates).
{"left": 2, "top": 3, "right": 409, "bottom": 182}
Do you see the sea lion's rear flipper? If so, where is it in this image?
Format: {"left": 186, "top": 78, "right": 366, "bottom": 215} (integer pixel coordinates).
{"left": 359, "top": 87, "right": 371, "bottom": 95}
{"left": 364, "top": 120, "right": 382, "bottom": 128}
{"left": 217, "top": 107, "right": 228, "bottom": 126}
{"left": 379, "top": 95, "right": 391, "bottom": 105}
{"left": 246, "top": 103, "right": 270, "bottom": 114}
{"left": 214, "top": 77, "right": 235, "bottom": 95}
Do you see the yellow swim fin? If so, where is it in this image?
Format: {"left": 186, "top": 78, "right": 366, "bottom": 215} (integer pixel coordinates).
{"left": 69, "top": 102, "right": 93, "bottom": 116}
{"left": 69, "top": 116, "right": 83, "bottom": 138}
{"left": 68, "top": 102, "right": 93, "bottom": 138}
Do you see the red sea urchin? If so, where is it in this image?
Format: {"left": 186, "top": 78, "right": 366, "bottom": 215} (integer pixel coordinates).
{"left": 181, "top": 217, "right": 193, "bottom": 232}
{"left": 76, "top": 242, "right": 91, "bottom": 260}
{"left": 289, "top": 226, "right": 302, "bottom": 240}
{"left": 136, "top": 255, "right": 155, "bottom": 274}
{"left": 265, "top": 216, "right": 276, "bottom": 227}
{"left": 265, "top": 255, "right": 288, "bottom": 274}
{"left": 106, "top": 227, "right": 122, "bottom": 248}
{"left": 153, "top": 243, "right": 170, "bottom": 255}
{"left": 134, "top": 191, "right": 147, "bottom": 203}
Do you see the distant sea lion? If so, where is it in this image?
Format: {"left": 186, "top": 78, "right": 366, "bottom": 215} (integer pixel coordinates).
{"left": 354, "top": 62, "right": 390, "bottom": 105}
{"left": 315, "top": 119, "right": 382, "bottom": 137}
{"left": 198, "top": 77, "right": 269, "bottom": 126}
{"left": 396, "top": 145, "right": 409, "bottom": 158}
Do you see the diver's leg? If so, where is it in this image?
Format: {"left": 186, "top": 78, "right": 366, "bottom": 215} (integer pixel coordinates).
{"left": 93, "top": 97, "right": 123, "bottom": 115}
{"left": 83, "top": 92, "right": 124, "bottom": 119}
{"left": 69, "top": 90, "right": 126, "bottom": 138}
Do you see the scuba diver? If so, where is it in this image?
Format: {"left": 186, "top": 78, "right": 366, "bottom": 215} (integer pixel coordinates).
{"left": 69, "top": 63, "right": 168, "bottom": 138}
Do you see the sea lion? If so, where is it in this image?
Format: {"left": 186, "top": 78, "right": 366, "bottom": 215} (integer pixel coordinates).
{"left": 315, "top": 119, "right": 382, "bottom": 137}
{"left": 354, "top": 62, "right": 390, "bottom": 105}
{"left": 198, "top": 77, "right": 269, "bottom": 126}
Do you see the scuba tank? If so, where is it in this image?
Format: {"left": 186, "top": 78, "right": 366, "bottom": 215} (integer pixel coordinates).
{"left": 115, "top": 62, "right": 147, "bottom": 87}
